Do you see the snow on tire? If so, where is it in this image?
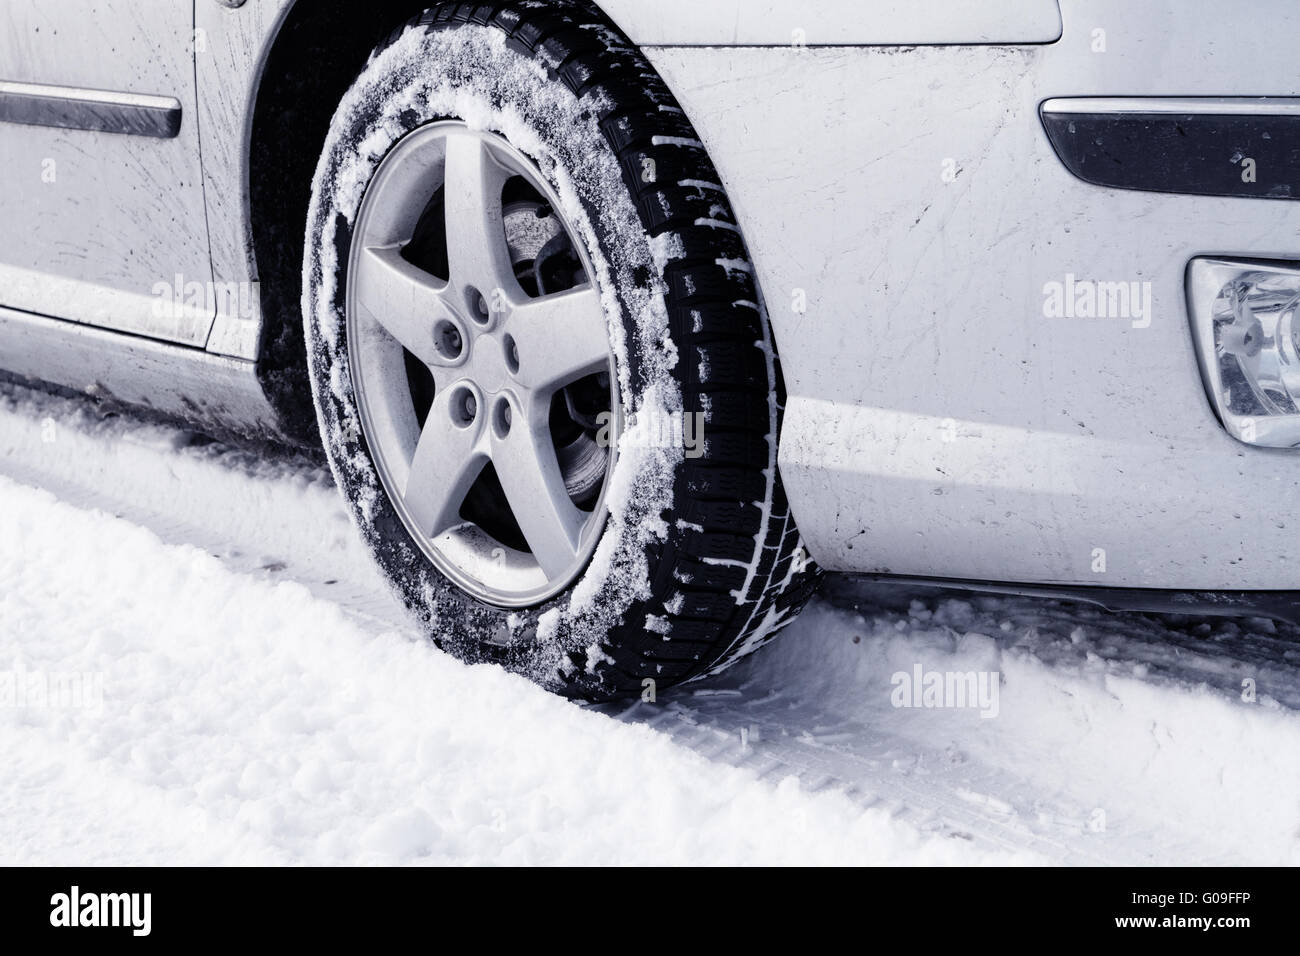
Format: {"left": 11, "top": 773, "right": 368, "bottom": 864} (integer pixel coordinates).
{"left": 302, "top": 1, "right": 820, "bottom": 701}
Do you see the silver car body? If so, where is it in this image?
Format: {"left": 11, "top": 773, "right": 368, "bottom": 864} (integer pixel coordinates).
{"left": 1, "top": 0, "right": 1295, "bottom": 591}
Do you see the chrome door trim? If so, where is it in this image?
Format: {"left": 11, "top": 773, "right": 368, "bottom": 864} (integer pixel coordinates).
{"left": 0, "top": 79, "right": 181, "bottom": 138}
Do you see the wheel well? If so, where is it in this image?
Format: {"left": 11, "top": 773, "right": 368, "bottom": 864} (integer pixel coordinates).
{"left": 250, "top": 0, "right": 450, "bottom": 446}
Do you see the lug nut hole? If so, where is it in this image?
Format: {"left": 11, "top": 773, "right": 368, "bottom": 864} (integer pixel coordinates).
{"left": 434, "top": 319, "right": 464, "bottom": 361}
{"left": 467, "top": 286, "right": 492, "bottom": 325}
{"left": 493, "top": 398, "right": 512, "bottom": 437}
{"left": 451, "top": 389, "right": 477, "bottom": 427}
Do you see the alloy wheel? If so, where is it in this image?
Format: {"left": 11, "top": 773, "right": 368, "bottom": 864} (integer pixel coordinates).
{"left": 346, "top": 122, "right": 617, "bottom": 608}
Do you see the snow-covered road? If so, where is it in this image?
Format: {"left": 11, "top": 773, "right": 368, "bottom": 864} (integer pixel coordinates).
{"left": 2, "top": 383, "right": 1298, "bottom": 865}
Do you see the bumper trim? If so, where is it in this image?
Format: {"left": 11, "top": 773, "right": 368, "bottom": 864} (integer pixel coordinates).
{"left": 1041, "top": 96, "right": 1300, "bottom": 116}
{"left": 1040, "top": 96, "right": 1300, "bottom": 200}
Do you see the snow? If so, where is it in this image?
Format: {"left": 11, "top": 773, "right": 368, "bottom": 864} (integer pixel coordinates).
{"left": 3, "top": 381, "right": 1300, "bottom": 864}
{"left": 0, "top": 425, "right": 1008, "bottom": 864}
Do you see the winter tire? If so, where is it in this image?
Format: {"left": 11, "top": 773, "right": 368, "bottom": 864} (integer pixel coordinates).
{"left": 303, "top": 0, "right": 820, "bottom": 701}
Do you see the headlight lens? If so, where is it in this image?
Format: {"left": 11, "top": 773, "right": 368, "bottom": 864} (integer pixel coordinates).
{"left": 1188, "top": 257, "right": 1300, "bottom": 448}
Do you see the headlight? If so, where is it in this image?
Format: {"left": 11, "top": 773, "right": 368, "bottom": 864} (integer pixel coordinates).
{"left": 1188, "top": 257, "right": 1300, "bottom": 448}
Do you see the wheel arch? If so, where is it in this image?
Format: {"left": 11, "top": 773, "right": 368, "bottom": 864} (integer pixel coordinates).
{"left": 249, "top": 0, "right": 437, "bottom": 445}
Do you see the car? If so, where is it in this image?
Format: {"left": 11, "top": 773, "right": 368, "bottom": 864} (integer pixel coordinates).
{"left": 3, "top": 0, "right": 1299, "bottom": 701}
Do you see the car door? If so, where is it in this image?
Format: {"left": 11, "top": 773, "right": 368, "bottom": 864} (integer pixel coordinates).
{"left": 0, "top": 0, "right": 214, "bottom": 348}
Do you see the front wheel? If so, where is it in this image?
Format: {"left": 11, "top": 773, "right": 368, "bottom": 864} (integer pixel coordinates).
{"left": 302, "top": 1, "right": 819, "bottom": 700}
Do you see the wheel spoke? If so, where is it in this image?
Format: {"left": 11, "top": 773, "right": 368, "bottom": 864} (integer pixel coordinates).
{"left": 443, "top": 132, "right": 519, "bottom": 301}
{"left": 402, "top": 391, "right": 488, "bottom": 539}
{"left": 353, "top": 245, "right": 453, "bottom": 366}
{"left": 491, "top": 409, "right": 586, "bottom": 579}
{"left": 506, "top": 284, "right": 610, "bottom": 393}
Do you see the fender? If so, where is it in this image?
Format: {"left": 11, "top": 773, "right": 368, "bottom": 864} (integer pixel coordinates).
{"left": 596, "top": 0, "right": 1063, "bottom": 46}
